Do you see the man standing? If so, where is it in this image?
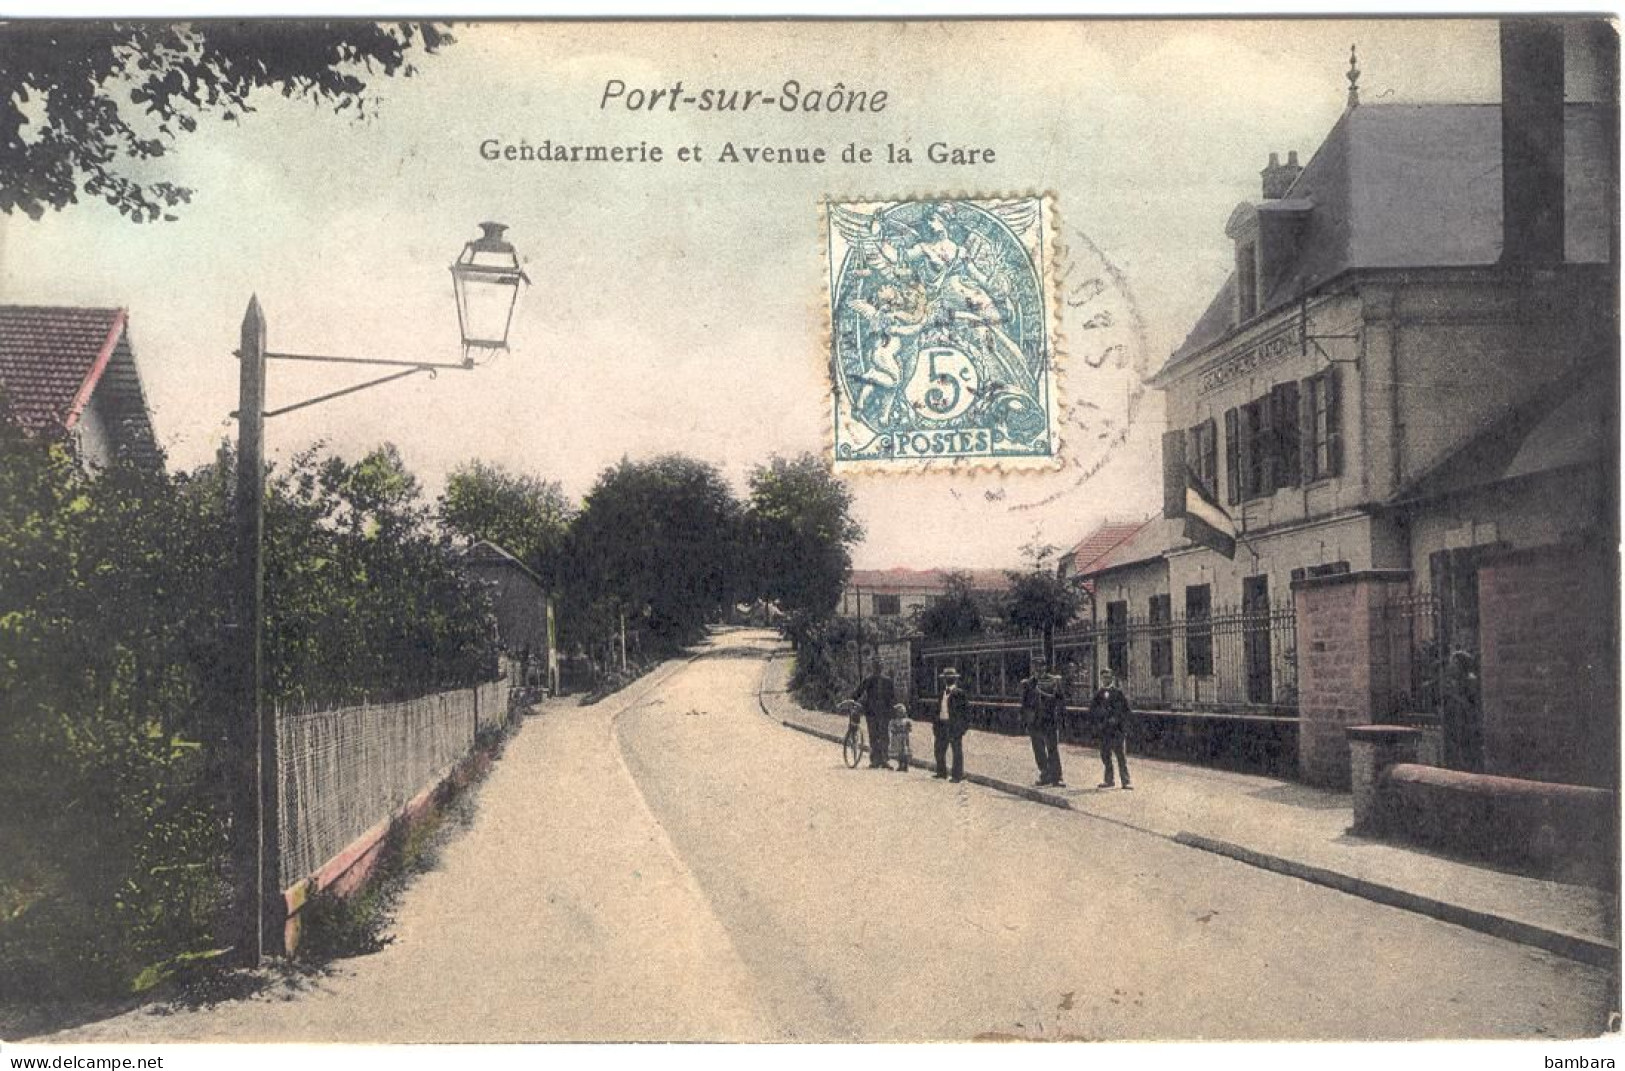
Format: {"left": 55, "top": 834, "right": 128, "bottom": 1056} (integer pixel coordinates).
{"left": 934, "top": 667, "right": 970, "bottom": 782}
{"left": 853, "top": 657, "right": 894, "bottom": 769}
{"left": 1021, "top": 659, "right": 1066, "bottom": 787}
{"left": 1090, "top": 668, "right": 1133, "bottom": 790}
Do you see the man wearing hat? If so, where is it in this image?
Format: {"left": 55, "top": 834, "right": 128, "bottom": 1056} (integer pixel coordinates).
{"left": 1020, "top": 659, "right": 1067, "bottom": 787}
{"left": 933, "top": 667, "right": 970, "bottom": 782}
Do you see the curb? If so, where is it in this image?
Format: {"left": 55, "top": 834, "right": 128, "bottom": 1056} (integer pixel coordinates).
{"left": 775, "top": 717, "right": 1075, "bottom": 811}
{"left": 1173, "top": 832, "right": 1620, "bottom": 970}
{"left": 761, "top": 667, "right": 1615, "bottom": 970}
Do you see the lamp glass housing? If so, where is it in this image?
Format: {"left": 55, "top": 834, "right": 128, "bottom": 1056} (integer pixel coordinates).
{"left": 451, "top": 222, "right": 525, "bottom": 361}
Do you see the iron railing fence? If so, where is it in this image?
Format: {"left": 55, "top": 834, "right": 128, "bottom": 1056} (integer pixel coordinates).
{"left": 1380, "top": 591, "right": 1446, "bottom": 723}
{"left": 916, "top": 602, "right": 1299, "bottom": 718}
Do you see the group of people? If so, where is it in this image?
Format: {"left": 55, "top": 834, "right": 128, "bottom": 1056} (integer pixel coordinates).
{"left": 850, "top": 657, "right": 1135, "bottom": 789}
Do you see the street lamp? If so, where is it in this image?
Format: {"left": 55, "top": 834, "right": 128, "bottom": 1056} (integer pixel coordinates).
{"left": 452, "top": 221, "right": 529, "bottom": 365}
{"left": 230, "top": 224, "right": 527, "bottom": 963}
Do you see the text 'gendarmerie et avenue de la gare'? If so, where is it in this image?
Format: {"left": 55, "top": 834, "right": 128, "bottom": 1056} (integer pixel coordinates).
{"left": 477, "top": 140, "right": 997, "bottom": 165}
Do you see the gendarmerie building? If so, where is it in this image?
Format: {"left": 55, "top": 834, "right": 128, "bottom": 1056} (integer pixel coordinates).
{"left": 1082, "top": 24, "right": 1616, "bottom": 789}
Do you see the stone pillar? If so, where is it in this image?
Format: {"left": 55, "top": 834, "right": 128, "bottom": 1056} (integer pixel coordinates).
{"left": 1346, "top": 724, "right": 1422, "bottom": 832}
{"left": 1293, "top": 570, "right": 1412, "bottom": 788}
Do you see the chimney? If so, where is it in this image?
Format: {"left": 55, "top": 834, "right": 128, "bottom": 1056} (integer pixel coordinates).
{"left": 1500, "top": 19, "right": 1566, "bottom": 267}
{"left": 1261, "top": 150, "right": 1303, "bottom": 199}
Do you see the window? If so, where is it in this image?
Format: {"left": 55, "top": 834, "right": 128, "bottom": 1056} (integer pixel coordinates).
{"left": 873, "top": 593, "right": 901, "bottom": 616}
{"left": 1243, "top": 396, "right": 1272, "bottom": 498}
{"left": 1106, "top": 600, "right": 1129, "bottom": 677}
{"left": 1149, "top": 593, "right": 1173, "bottom": 677}
{"left": 1270, "top": 381, "right": 1301, "bottom": 488}
{"left": 1185, "top": 584, "right": 1213, "bottom": 677}
{"left": 1236, "top": 241, "right": 1259, "bottom": 320}
{"left": 1187, "top": 419, "right": 1218, "bottom": 498}
{"left": 1223, "top": 382, "right": 1303, "bottom": 503}
{"left": 1242, "top": 575, "right": 1273, "bottom": 705}
{"left": 1303, "top": 367, "right": 1343, "bottom": 480}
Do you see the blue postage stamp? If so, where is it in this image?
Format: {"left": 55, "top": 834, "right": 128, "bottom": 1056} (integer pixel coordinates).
{"left": 826, "top": 195, "right": 1060, "bottom": 472}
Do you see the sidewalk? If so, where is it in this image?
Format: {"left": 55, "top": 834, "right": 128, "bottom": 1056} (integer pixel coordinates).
{"left": 758, "top": 649, "right": 1618, "bottom": 969}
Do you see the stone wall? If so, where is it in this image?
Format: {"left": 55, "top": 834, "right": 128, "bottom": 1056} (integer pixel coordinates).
{"left": 1477, "top": 542, "right": 1617, "bottom": 788}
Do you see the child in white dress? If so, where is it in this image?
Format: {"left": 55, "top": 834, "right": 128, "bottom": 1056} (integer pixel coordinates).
{"left": 888, "top": 701, "right": 913, "bottom": 772}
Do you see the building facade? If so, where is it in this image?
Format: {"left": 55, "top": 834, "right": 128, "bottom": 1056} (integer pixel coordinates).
{"left": 462, "top": 540, "right": 559, "bottom": 695}
{"left": 1112, "top": 28, "right": 1617, "bottom": 787}
{"left": 838, "top": 567, "right": 1010, "bottom": 621}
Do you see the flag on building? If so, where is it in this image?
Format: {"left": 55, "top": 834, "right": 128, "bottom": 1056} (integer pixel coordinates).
{"left": 1181, "top": 472, "right": 1237, "bottom": 558}
{"left": 1163, "top": 430, "right": 1238, "bottom": 559}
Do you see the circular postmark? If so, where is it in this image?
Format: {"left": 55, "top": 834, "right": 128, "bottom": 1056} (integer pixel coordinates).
{"left": 998, "top": 225, "right": 1154, "bottom": 514}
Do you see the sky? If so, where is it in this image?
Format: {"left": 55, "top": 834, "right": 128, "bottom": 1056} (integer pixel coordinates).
{"left": 0, "top": 18, "right": 1512, "bottom": 568}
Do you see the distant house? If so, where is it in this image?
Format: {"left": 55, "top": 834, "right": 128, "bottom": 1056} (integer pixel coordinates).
{"left": 838, "top": 567, "right": 1011, "bottom": 621}
{"left": 461, "top": 540, "right": 558, "bottom": 695}
{"left": 0, "top": 305, "right": 161, "bottom": 471}
{"left": 1056, "top": 518, "right": 1155, "bottom": 591}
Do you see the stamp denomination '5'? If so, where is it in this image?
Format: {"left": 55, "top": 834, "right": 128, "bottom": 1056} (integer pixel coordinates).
{"left": 826, "top": 195, "right": 1061, "bottom": 472}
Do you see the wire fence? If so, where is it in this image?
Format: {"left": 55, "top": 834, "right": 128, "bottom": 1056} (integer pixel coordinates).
{"left": 275, "top": 672, "right": 510, "bottom": 890}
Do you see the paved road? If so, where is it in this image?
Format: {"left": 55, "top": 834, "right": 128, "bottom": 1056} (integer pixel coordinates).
{"left": 50, "top": 629, "right": 1614, "bottom": 1042}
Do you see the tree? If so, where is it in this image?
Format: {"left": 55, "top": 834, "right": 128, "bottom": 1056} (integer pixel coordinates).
{"left": 1, "top": 21, "right": 451, "bottom": 221}
{"left": 439, "top": 459, "right": 574, "bottom": 585}
{"left": 259, "top": 442, "right": 497, "bottom": 707}
{"left": 0, "top": 424, "right": 232, "bottom": 997}
{"left": 918, "top": 571, "right": 986, "bottom": 642}
{"left": 1003, "top": 545, "right": 1080, "bottom": 659}
{"left": 562, "top": 454, "right": 743, "bottom": 652}
{"left": 744, "top": 454, "right": 862, "bottom": 618}
{"left": 0, "top": 428, "right": 499, "bottom": 997}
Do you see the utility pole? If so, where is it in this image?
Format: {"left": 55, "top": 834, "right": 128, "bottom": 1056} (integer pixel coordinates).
{"left": 232, "top": 297, "right": 278, "bottom": 960}
{"left": 854, "top": 582, "right": 863, "bottom": 690}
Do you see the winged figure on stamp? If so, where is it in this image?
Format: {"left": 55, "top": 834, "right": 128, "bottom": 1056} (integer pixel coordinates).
{"left": 831, "top": 200, "right": 1045, "bottom": 441}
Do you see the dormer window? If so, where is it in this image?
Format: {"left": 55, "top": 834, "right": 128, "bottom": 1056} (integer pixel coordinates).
{"left": 1225, "top": 203, "right": 1264, "bottom": 326}
{"left": 1236, "top": 240, "right": 1260, "bottom": 321}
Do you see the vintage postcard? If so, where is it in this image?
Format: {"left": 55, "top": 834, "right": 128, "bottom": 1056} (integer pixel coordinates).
{"left": 0, "top": 14, "right": 1617, "bottom": 1064}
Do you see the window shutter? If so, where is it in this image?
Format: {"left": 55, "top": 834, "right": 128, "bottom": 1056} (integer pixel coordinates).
{"left": 1299, "top": 376, "right": 1317, "bottom": 480}
{"left": 1324, "top": 366, "right": 1343, "bottom": 476}
{"left": 1224, "top": 408, "right": 1241, "bottom": 504}
{"left": 1252, "top": 396, "right": 1274, "bottom": 496}
{"left": 1201, "top": 418, "right": 1218, "bottom": 495}
{"left": 1162, "top": 429, "right": 1186, "bottom": 519}
{"left": 1273, "top": 381, "right": 1301, "bottom": 487}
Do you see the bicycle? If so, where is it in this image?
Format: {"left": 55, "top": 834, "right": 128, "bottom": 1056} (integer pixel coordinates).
{"left": 838, "top": 699, "right": 866, "bottom": 769}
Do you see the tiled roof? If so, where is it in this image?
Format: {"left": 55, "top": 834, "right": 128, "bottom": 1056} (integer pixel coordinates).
{"left": 1064, "top": 519, "right": 1150, "bottom": 575}
{"left": 0, "top": 305, "right": 127, "bottom": 434}
{"left": 463, "top": 539, "right": 547, "bottom": 586}
{"left": 1080, "top": 517, "right": 1183, "bottom": 578}
{"left": 847, "top": 567, "right": 1012, "bottom": 593}
{"left": 1161, "top": 102, "right": 1612, "bottom": 375}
